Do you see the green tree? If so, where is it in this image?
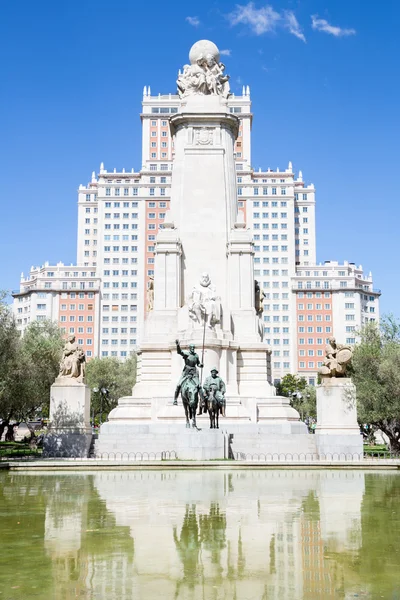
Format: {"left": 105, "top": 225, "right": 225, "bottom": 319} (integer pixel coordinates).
{"left": 0, "top": 293, "right": 21, "bottom": 439}
{"left": 352, "top": 316, "right": 400, "bottom": 451}
{"left": 276, "top": 373, "right": 307, "bottom": 397}
{"left": 85, "top": 354, "right": 137, "bottom": 422}
{"left": 0, "top": 292, "right": 64, "bottom": 441}
{"left": 276, "top": 374, "right": 316, "bottom": 421}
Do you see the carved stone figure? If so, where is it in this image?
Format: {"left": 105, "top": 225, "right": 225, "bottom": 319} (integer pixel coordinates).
{"left": 318, "top": 337, "right": 353, "bottom": 379}
{"left": 146, "top": 276, "right": 154, "bottom": 312}
{"left": 188, "top": 272, "right": 221, "bottom": 329}
{"left": 58, "top": 335, "right": 86, "bottom": 382}
{"left": 255, "top": 280, "right": 266, "bottom": 315}
{"left": 177, "top": 40, "right": 230, "bottom": 99}
{"left": 203, "top": 368, "right": 226, "bottom": 420}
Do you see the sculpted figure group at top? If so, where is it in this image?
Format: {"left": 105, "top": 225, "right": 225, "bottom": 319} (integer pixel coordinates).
{"left": 177, "top": 53, "right": 230, "bottom": 99}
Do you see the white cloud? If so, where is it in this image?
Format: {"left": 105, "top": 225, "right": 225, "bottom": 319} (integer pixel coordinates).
{"left": 284, "top": 10, "right": 306, "bottom": 43}
{"left": 227, "top": 2, "right": 281, "bottom": 35}
{"left": 220, "top": 49, "right": 231, "bottom": 56}
{"left": 186, "top": 16, "right": 200, "bottom": 27}
{"left": 311, "top": 15, "right": 356, "bottom": 37}
{"left": 227, "top": 3, "right": 305, "bottom": 41}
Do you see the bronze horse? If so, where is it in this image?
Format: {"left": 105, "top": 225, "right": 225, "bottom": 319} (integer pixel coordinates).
{"left": 180, "top": 378, "right": 199, "bottom": 429}
{"left": 207, "top": 387, "right": 220, "bottom": 429}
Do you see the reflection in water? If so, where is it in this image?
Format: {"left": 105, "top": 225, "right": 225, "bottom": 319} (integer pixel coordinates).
{"left": 0, "top": 470, "right": 400, "bottom": 599}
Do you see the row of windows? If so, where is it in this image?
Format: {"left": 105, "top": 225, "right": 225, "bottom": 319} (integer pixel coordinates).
{"left": 104, "top": 246, "right": 138, "bottom": 252}
{"left": 297, "top": 292, "right": 331, "bottom": 298}
{"left": 150, "top": 153, "right": 169, "bottom": 159}
{"left": 104, "top": 235, "right": 138, "bottom": 241}
{"left": 299, "top": 362, "right": 322, "bottom": 369}
{"left": 103, "top": 282, "right": 137, "bottom": 289}
{"left": 264, "top": 327, "right": 290, "bottom": 333}
{"left": 102, "top": 294, "right": 137, "bottom": 301}
{"left": 298, "top": 303, "right": 331, "bottom": 310}
{"left": 254, "top": 224, "right": 288, "bottom": 230}
{"left": 299, "top": 338, "right": 331, "bottom": 345}
{"left": 253, "top": 212, "right": 288, "bottom": 219}
{"left": 299, "top": 315, "right": 331, "bottom": 322}
{"left": 300, "top": 350, "right": 324, "bottom": 356}
{"left": 102, "top": 316, "right": 136, "bottom": 322}
{"left": 102, "top": 351, "right": 130, "bottom": 357}
{"left": 102, "top": 328, "right": 136, "bottom": 334}
{"left": 253, "top": 201, "right": 287, "bottom": 207}
{"left": 238, "top": 187, "right": 292, "bottom": 196}
{"left": 264, "top": 316, "right": 290, "bottom": 322}
{"left": 254, "top": 246, "right": 288, "bottom": 253}
{"left": 103, "top": 270, "right": 137, "bottom": 276}
{"left": 60, "top": 303, "right": 94, "bottom": 310}
{"left": 60, "top": 316, "right": 94, "bottom": 323}
{"left": 297, "top": 282, "right": 332, "bottom": 289}
{"left": 150, "top": 120, "right": 169, "bottom": 126}
{"left": 102, "top": 339, "right": 136, "bottom": 345}
{"left": 104, "top": 258, "right": 137, "bottom": 264}
{"left": 298, "top": 326, "right": 334, "bottom": 333}
{"left": 103, "top": 305, "right": 137, "bottom": 311}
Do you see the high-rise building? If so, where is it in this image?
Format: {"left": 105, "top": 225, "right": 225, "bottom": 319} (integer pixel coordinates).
{"left": 292, "top": 261, "right": 380, "bottom": 384}
{"left": 12, "top": 263, "right": 101, "bottom": 358}
{"left": 13, "top": 73, "right": 380, "bottom": 381}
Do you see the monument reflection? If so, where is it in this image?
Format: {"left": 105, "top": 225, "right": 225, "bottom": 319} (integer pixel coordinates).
{"left": 3, "top": 470, "right": 400, "bottom": 599}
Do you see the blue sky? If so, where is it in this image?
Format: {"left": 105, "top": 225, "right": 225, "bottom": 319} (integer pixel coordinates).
{"left": 0, "top": 0, "right": 398, "bottom": 313}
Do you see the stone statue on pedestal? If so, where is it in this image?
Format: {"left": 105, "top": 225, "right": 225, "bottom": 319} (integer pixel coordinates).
{"left": 58, "top": 335, "right": 86, "bottom": 383}
{"left": 188, "top": 272, "right": 221, "bottom": 330}
{"left": 177, "top": 40, "right": 230, "bottom": 99}
{"left": 318, "top": 337, "right": 353, "bottom": 379}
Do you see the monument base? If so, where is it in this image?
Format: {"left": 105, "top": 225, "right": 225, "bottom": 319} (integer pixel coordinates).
{"left": 315, "top": 378, "right": 363, "bottom": 457}
{"left": 44, "top": 380, "right": 92, "bottom": 458}
{"left": 96, "top": 394, "right": 315, "bottom": 460}
{"left": 95, "top": 423, "right": 225, "bottom": 460}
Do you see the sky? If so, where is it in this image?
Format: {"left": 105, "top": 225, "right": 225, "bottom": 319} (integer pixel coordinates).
{"left": 0, "top": 0, "right": 399, "bottom": 313}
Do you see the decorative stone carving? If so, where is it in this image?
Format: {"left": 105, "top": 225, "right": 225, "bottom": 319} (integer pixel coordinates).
{"left": 195, "top": 127, "right": 213, "bottom": 145}
{"left": 188, "top": 272, "right": 221, "bottom": 330}
{"left": 254, "top": 280, "right": 266, "bottom": 315}
{"left": 58, "top": 335, "right": 86, "bottom": 383}
{"left": 318, "top": 337, "right": 353, "bottom": 379}
{"left": 177, "top": 40, "right": 230, "bottom": 99}
{"left": 146, "top": 276, "right": 154, "bottom": 312}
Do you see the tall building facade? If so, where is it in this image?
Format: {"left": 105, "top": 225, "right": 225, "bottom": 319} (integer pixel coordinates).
{"left": 13, "top": 263, "right": 101, "bottom": 358}
{"left": 13, "top": 82, "right": 380, "bottom": 380}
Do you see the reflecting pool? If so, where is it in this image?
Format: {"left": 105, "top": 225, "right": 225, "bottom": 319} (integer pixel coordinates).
{"left": 0, "top": 469, "right": 400, "bottom": 599}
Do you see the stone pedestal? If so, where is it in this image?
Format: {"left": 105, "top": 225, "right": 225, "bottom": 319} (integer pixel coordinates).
{"left": 315, "top": 378, "right": 363, "bottom": 457}
{"left": 44, "top": 379, "right": 92, "bottom": 458}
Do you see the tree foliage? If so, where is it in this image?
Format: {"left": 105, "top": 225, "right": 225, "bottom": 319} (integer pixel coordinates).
{"left": 276, "top": 374, "right": 316, "bottom": 420}
{"left": 352, "top": 315, "right": 400, "bottom": 451}
{"left": 276, "top": 374, "right": 307, "bottom": 397}
{"left": 85, "top": 355, "right": 137, "bottom": 421}
{"left": 0, "top": 294, "right": 64, "bottom": 439}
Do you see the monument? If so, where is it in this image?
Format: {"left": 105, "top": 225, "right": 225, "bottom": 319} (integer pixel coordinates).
{"left": 96, "top": 40, "right": 360, "bottom": 459}
{"left": 44, "top": 335, "right": 92, "bottom": 457}
{"left": 315, "top": 338, "right": 363, "bottom": 456}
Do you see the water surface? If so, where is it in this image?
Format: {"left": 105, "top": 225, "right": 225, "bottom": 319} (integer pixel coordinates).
{"left": 0, "top": 469, "right": 399, "bottom": 599}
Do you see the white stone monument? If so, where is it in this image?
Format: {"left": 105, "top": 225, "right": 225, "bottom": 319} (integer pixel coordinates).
{"left": 44, "top": 335, "right": 92, "bottom": 457}
{"left": 96, "top": 40, "right": 312, "bottom": 459}
{"left": 315, "top": 338, "right": 363, "bottom": 457}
